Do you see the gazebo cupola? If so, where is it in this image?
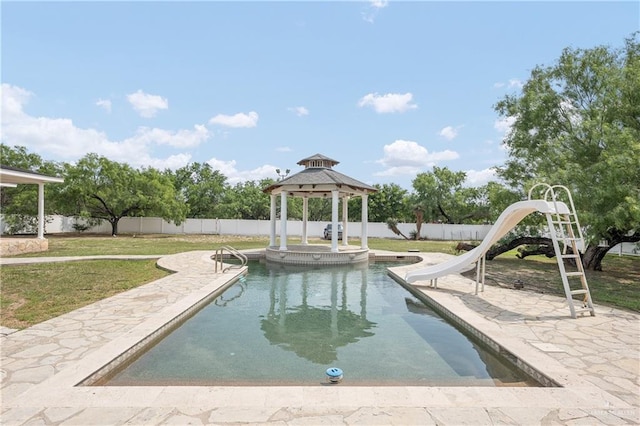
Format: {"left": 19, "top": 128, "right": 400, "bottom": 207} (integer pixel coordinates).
{"left": 262, "top": 154, "right": 377, "bottom": 265}
{"left": 299, "top": 154, "right": 339, "bottom": 170}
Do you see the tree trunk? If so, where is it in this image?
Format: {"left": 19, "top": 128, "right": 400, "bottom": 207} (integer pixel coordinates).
{"left": 110, "top": 219, "right": 119, "bottom": 236}
{"left": 415, "top": 210, "right": 423, "bottom": 240}
{"left": 456, "top": 236, "right": 572, "bottom": 263}
{"left": 581, "top": 245, "right": 610, "bottom": 271}
{"left": 583, "top": 230, "right": 640, "bottom": 271}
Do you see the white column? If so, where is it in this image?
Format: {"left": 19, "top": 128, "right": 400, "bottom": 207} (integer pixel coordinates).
{"left": 302, "top": 196, "right": 309, "bottom": 245}
{"left": 342, "top": 195, "right": 348, "bottom": 246}
{"left": 361, "top": 194, "right": 369, "bottom": 249}
{"left": 331, "top": 189, "right": 339, "bottom": 253}
{"left": 269, "top": 194, "right": 277, "bottom": 247}
{"left": 279, "top": 191, "right": 288, "bottom": 251}
{"left": 37, "top": 183, "right": 45, "bottom": 239}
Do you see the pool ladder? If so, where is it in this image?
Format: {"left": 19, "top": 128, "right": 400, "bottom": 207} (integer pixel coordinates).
{"left": 214, "top": 245, "right": 248, "bottom": 273}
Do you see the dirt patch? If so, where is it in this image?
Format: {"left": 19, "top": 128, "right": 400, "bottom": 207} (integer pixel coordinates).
{"left": 0, "top": 297, "right": 31, "bottom": 329}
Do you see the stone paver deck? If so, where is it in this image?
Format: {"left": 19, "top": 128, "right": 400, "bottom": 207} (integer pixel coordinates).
{"left": 1, "top": 250, "right": 638, "bottom": 425}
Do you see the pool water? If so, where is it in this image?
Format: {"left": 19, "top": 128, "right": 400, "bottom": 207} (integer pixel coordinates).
{"left": 102, "top": 261, "right": 539, "bottom": 386}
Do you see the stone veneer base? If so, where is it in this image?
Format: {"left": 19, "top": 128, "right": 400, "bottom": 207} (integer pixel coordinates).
{"left": 0, "top": 237, "right": 48, "bottom": 256}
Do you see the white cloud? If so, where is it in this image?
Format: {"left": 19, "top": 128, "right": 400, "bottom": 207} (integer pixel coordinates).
{"left": 141, "top": 153, "right": 192, "bottom": 171}
{"left": 494, "top": 116, "right": 516, "bottom": 133}
{"left": 96, "top": 98, "right": 112, "bottom": 113}
{"left": 508, "top": 78, "right": 523, "bottom": 89}
{"left": 288, "top": 106, "right": 309, "bottom": 117}
{"left": 375, "top": 139, "right": 459, "bottom": 176}
{"left": 560, "top": 99, "right": 582, "bottom": 126}
{"left": 493, "top": 78, "right": 523, "bottom": 89}
{"left": 438, "top": 126, "right": 458, "bottom": 141}
{"left": 124, "top": 125, "right": 210, "bottom": 148}
{"left": 209, "top": 111, "right": 259, "bottom": 128}
{"left": 0, "top": 83, "right": 203, "bottom": 169}
{"left": 358, "top": 92, "right": 417, "bottom": 114}
{"left": 206, "top": 158, "right": 278, "bottom": 184}
{"left": 127, "top": 90, "right": 168, "bottom": 118}
{"left": 362, "top": 0, "right": 388, "bottom": 23}
{"left": 1, "top": 84, "right": 33, "bottom": 119}
{"left": 465, "top": 168, "right": 497, "bottom": 186}
{"left": 276, "top": 146, "right": 292, "bottom": 152}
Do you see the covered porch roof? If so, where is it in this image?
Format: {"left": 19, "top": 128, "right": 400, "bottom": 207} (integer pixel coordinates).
{"left": 0, "top": 165, "right": 64, "bottom": 187}
{"left": 0, "top": 165, "right": 65, "bottom": 241}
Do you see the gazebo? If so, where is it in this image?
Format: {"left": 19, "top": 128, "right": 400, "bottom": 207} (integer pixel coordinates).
{"left": 262, "top": 154, "right": 377, "bottom": 265}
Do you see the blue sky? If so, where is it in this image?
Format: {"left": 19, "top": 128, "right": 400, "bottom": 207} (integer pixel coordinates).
{"left": 2, "top": 1, "right": 638, "bottom": 191}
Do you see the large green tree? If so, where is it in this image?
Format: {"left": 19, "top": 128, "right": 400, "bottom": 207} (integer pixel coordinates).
{"left": 218, "top": 179, "right": 274, "bottom": 220}
{"left": 495, "top": 33, "right": 640, "bottom": 270}
{"left": 346, "top": 183, "right": 410, "bottom": 223}
{"left": 412, "top": 167, "right": 490, "bottom": 224}
{"left": 60, "top": 154, "right": 187, "bottom": 235}
{"left": 170, "top": 162, "right": 228, "bottom": 218}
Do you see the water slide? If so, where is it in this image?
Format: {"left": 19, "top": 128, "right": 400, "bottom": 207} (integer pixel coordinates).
{"left": 404, "top": 199, "right": 572, "bottom": 286}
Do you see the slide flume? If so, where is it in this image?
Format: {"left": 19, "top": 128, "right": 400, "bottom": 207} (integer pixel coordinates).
{"left": 404, "top": 199, "right": 571, "bottom": 284}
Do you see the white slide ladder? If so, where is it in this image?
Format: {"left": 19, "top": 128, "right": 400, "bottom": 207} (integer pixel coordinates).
{"left": 529, "top": 184, "right": 595, "bottom": 318}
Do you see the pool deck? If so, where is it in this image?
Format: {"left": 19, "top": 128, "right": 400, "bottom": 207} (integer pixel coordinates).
{"left": 1, "top": 250, "right": 638, "bottom": 425}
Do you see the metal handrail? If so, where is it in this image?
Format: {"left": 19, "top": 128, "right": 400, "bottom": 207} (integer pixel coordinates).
{"left": 214, "top": 245, "right": 248, "bottom": 273}
{"left": 528, "top": 183, "right": 585, "bottom": 253}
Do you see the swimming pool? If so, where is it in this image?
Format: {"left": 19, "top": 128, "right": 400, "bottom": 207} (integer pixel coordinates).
{"left": 98, "top": 260, "right": 540, "bottom": 387}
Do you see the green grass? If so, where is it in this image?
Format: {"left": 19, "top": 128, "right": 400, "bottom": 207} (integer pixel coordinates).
{"left": 13, "top": 233, "right": 460, "bottom": 257}
{"left": 1, "top": 234, "right": 637, "bottom": 329}
{"left": 1, "top": 259, "right": 169, "bottom": 329}
{"left": 470, "top": 252, "right": 640, "bottom": 312}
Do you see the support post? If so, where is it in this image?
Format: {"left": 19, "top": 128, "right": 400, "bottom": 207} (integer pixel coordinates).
{"left": 37, "top": 183, "right": 45, "bottom": 239}
{"left": 342, "top": 195, "right": 349, "bottom": 246}
{"left": 269, "top": 194, "right": 277, "bottom": 247}
{"left": 279, "top": 191, "right": 288, "bottom": 251}
{"left": 302, "top": 196, "right": 309, "bottom": 245}
{"left": 361, "top": 194, "right": 369, "bottom": 249}
{"left": 331, "top": 190, "right": 339, "bottom": 253}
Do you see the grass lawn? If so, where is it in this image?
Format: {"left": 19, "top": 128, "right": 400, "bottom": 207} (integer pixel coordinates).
{"left": 463, "top": 253, "right": 640, "bottom": 313}
{"left": 1, "top": 259, "right": 168, "bottom": 329}
{"left": 1, "top": 233, "right": 638, "bottom": 329}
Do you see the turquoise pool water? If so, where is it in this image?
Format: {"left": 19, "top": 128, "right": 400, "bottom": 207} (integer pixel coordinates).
{"left": 102, "top": 261, "right": 538, "bottom": 386}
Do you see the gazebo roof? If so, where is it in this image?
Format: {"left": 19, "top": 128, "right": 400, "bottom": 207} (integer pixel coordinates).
{"left": 263, "top": 153, "right": 377, "bottom": 198}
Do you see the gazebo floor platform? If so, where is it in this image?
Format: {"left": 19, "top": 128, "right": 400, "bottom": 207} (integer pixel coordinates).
{"left": 265, "top": 244, "right": 369, "bottom": 265}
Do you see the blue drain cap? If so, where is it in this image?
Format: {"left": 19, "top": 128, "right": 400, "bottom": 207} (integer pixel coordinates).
{"left": 326, "top": 367, "right": 343, "bottom": 378}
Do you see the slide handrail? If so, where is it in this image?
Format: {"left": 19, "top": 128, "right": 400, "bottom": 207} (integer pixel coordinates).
{"left": 528, "top": 183, "right": 585, "bottom": 252}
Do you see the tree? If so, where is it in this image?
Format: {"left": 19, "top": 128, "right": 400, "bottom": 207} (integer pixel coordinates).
{"left": 170, "top": 162, "right": 228, "bottom": 218}
{"left": 307, "top": 198, "right": 333, "bottom": 221}
{"left": 494, "top": 33, "right": 640, "bottom": 270}
{"left": 411, "top": 167, "right": 490, "bottom": 224}
{"left": 349, "top": 183, "right": 410, "bottom": 223}
{"left": 60, "top": 154, "right": 187, "bottom": 235}
{"left": 218, "top": 179, "right": 274, "bottom": 220}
